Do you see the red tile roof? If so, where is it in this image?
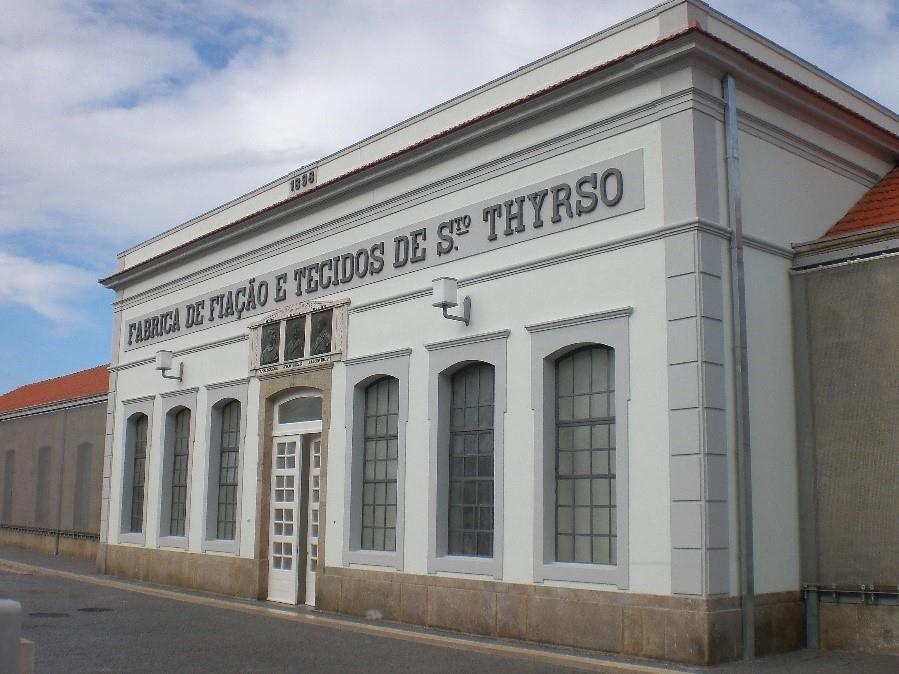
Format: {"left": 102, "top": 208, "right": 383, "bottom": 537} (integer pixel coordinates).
{"left": 825, "top": 165, "right": 899, "bottom": 238}
{"left": 0, "top": 365, "right": 109, "bottom": 414}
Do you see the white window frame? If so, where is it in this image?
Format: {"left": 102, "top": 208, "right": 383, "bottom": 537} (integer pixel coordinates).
{"left": 272, "top": 389, "right": 324, "bottom": 438}
{"left": 342, "top": 348, "right": 410, "bottom": 570}
{"left": 202, "top": 379, "right": 248, "bottom": 554}
{"left": 426, "top": 330, "right": 508, "bottom": 580}
{"left": 527, "top": 308, "right": 631, "bottom": 588}
{"left": 118, "top": 396, "right": 154, "bottom": 545}
{"left": 157, "top": 388, "right": 197, "bottom": 549}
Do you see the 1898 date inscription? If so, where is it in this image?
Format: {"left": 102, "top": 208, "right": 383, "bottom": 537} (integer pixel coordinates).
{"left": 289, "top": 169, "right": 316, "bottom": 193}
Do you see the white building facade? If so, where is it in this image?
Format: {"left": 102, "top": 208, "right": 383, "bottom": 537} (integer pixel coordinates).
{"left": 98, "top": 1, "right": 899, "bottom": 664}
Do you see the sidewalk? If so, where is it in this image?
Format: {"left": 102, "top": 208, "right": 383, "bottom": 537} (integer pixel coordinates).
{"left": 2, "top": 545, "right": 897, "bottom": 673}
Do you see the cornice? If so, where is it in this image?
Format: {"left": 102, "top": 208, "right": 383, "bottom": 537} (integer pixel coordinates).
{"left": 101, "top": 32, "right": 705, "bottom": 292}
{"left": 792, "top": 222, "right": 899, "bottom": 271}
{"left": 425, "top": 330, "right": 511, "bottom": 352}
{"left": 526, "top": 308, "right": 633, "bottom": 334}
{"left": 111, "top": 87, "right": 692, "bottom": 313}
{"left": 343, "top": 348, "right": 412, "bottom": 366}
{"left": 349, "top": 218, "right": 791, "bottom": 316}
{"left": 111, "top": 334, "right": 248, "bottom": 372}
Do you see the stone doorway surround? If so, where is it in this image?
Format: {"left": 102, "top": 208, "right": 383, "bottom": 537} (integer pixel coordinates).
{"left": 255, "top": 364, "right": 333, "bottom": 602}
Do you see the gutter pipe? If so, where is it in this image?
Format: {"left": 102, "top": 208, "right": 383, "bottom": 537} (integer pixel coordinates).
{"left": 723, "top": 72, "right": 755, "bottom": 660}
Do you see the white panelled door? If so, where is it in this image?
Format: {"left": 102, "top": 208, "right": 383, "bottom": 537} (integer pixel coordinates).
{"left": 305, "top": 437, "right": 321, "bottom": 606}
{"left": 268, "top": 436, "right": 300, "bottom": 604}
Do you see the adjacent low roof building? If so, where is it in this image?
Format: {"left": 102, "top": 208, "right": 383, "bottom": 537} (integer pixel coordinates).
{"left": 0, "top": 366, "right": 108, "bottom": 560}
{"left": 0, "top": 366, "right": 109, "bottom": 416}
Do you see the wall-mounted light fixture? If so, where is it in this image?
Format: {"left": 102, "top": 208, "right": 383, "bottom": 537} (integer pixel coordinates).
{"left": 432, "top": 277, "right": 470, "bottom": 326}
{"left": 155, "top": 350, "right": 183, "bottom": 382}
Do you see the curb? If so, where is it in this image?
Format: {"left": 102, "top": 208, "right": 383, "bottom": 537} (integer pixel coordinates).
{"left": 0, "top": 557, "right": 689, "bottom": 674}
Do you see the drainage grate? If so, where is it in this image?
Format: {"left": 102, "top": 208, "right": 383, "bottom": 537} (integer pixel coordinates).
{"left": 29, "top": 612, "right": 69, "bottom": 618}
{"left": 77, "top": 607, "right": 112, "bottom": 613}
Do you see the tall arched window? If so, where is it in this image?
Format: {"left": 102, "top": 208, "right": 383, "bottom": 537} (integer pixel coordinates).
{"left": 73, "top": 443, "right": 93, "bottom": 533}
{"left": 169, "top": 408, "right": 191, "bottom": 537}
{"left": 130, "top": 414, "right": 149, "bottom": 533}
{"left": 361, "top": 377, "right": 398, "bottom": 551}
{"left": 1, "top": 450, "right": 15, "bottom": 524}
{"left": 448, "top": 362, "right": 494, "bottom": 558}
{"left": 216, "top": 401, "right": 240, "bottom": 540}
{"left": 555, "top": 345, "right": 616, "bottom": 565}
{"left": 35, "top": 446, "right": 52, "bottom": 526}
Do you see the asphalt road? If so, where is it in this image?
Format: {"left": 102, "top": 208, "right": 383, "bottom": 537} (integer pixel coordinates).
{"left": 1, "top": 566, "right": 593, "bottom": 674}
{"left": 2, "top": 549, "right": 897, "bottom": 674}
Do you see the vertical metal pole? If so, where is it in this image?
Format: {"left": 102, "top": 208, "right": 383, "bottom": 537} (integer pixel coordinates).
{"left": 723, "top": 73, "right": 755, "bottom": 660}
{"left": 805, "top": 587, "right": 820, "bottom": 649}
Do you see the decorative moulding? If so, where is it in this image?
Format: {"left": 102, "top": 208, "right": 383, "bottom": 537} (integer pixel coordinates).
{"left": 525, "top": 307, "right": 633, "bottom": 333}
{"left": 425, "top": 330, "right": 510, "bottom": 352}
{"left": 248, "top": 298, "right": 349, "bottom": 375}
{"left": 343, "top": 348, "right": 413, "bottom": 366}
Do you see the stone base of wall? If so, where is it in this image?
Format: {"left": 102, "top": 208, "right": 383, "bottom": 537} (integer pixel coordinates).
{"left": 820, "top": 603, "right": 899, "bottom": 655}
{"left": 96, "top": 543, "right": 261, "bottom": 599}
{"left": 317, "top": 567, "right": 803, "bottom": 665}
{"left": 0, "top": 527, "right": 98, "bottom": 561}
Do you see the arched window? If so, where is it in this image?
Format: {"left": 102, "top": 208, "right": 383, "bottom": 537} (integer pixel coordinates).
{"left": 1, "top": 450, "right": 14, "bottom": 524}
{"left": 555, "top": 345, "right": 616, "bottom": 565}
{"left": 361, "top": 377, "right": 398, "bottom": 551}
{"left": 35, "top": 446, "right": 52, "bottom": 526}
{"left": 169, "top": 408, "right": 191, "bottom": 537}
{"left": 448, "top": 362, "right": 494, "bottom": 558}
{"left": 130, "top": 414, "right": 149, "bottom": 534}
{"left": 278, "top": 395, "right": 322, "bottom": 426}
{"left": 216, "top": 401, "right": 240, "bottom": 540}
{"left": 73, "top": 442, "right": 93, "bottom": 533}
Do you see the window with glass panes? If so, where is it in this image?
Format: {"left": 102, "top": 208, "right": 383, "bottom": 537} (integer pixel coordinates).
{"left": 169, "top": 408, "right": 191, "bottom": 537}
{"left": 555, "top": 346, "right": 616, "bottom": 564}
{"left": 216, "top": 401, "right": 240, "bottom": 540}
{"left": 361, "top": 377, "right": 398, "bottom": 551}
{"left": 130, "top": 415, "right": 148, "bottom": 533}
{"left": 448, "top": 363, "right": 494, "bottom": 557}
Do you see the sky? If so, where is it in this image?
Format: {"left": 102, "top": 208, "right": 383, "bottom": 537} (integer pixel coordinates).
{"left": 1, "top": 0, "right": 897, "bottom": 393}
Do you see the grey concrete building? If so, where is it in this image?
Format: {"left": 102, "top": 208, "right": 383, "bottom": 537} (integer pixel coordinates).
{"left": 0, "top": 366, "right": 108, "bottom": 560}
{"left": 792, "top": 169, "right": 899, "bottom": 657}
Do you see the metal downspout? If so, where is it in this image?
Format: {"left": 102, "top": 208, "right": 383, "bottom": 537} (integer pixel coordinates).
{"left": 723, "top": 73, "right": 755, "bottom": 660}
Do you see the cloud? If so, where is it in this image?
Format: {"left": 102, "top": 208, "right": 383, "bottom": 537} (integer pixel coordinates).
{"left": 0, "top": 250, "right": 97, "bottom": 321}
{"left": 0, "top": 1, "right": 664, "bottom": 254}
{"left": 0, "top": 0, "right": 895, "bottom": 336}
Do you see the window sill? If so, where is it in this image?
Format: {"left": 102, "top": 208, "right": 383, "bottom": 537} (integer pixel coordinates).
{"left": 535, "top": 560, "right": 623, "bottom": 587}
{"left": 344, "top": 548, "right": 401, "bottom": 570}
{"left": 202, "top": 539, "right": 238, "bottom": 555}
{"left": 429, "top": 554, "right": 500, "bottom": 579}
{"left": 158, "top": 535, "right": 188, "bottom": 550}
{"left": 117, "top": 532, "right": 145, "bottom": 546}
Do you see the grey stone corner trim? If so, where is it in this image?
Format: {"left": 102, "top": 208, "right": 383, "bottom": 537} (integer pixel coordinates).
{"left": 207, "top": 378, "right": 250, "bottom": 391}
{"left": 160, "top": 387, "right": 199, "bottom": 399}
{"left": 343, "top": 347, "right": 413, "bottom": 366}
{"left": 121, "top": 394, "right": 155, "bottom": 406}
{"left": 525, "top": 307, "right": 633, "bottom": 334}
{"left": 424, "top": 329, "right": 511, "bottom": 352}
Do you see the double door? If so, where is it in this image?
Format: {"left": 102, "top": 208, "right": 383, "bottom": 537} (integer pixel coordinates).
{"left": 268, "top": 433, "right": 321, "bottom": 605}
